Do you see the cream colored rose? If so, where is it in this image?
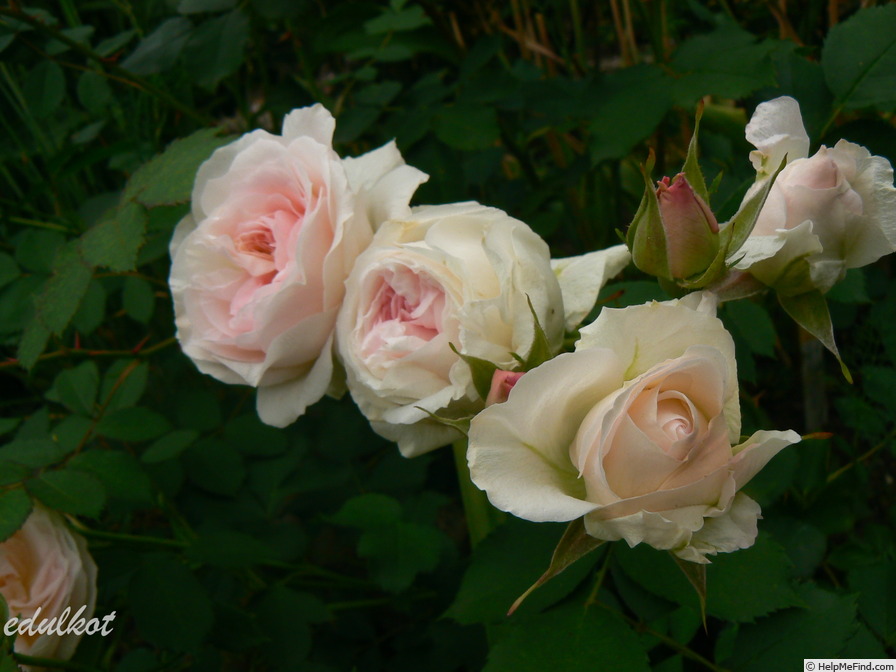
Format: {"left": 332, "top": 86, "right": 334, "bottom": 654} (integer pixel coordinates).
{"left": 733, "top": 96, "right": 896, "bottom": 294}
{"left": 467, "top": 296, "right": 800, "bottom": 562}
{"left": 0, "top": 506, "right": 97, "bottom": 661}
{"left": 336, "top": 202, "right": 565, "bottom": 457}
{"left": 169, "top": 104, "right": 427, "bottom": 427}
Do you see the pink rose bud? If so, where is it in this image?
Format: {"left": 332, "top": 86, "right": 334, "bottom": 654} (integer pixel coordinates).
{"left": 629, "top": 173, "right": 720, "bottom": 281}
{"left": 655, "top": 174, "right": 719, "bottom": 279}
{"left": 485, "top": 370, "right": 524, "bottom": 406}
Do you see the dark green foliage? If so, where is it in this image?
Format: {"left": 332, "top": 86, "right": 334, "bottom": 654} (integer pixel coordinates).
{"left": 0, "top": 1, "right": 894, "bottom": 670}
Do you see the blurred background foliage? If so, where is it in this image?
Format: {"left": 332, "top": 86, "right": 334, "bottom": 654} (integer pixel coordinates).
{"left": 0, "top": 0, "right": 895, "bottom": 670}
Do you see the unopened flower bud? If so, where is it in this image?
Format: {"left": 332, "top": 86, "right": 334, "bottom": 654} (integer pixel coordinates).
{"left": 629, "top": 173, "right": 720, "bottom": 281}
{"left": 485, "top": 370, "right": 524, "bottom": 406}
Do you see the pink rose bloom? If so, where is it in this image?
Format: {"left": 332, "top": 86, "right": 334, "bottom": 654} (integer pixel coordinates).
{"left": 336, "top": 202, "right": 565, "bottom": 457}
{"left": 169, "top": 105, "right": 428, "bottom": 427}
{"left": 0, "top": 506, "right": 97, "bottom": 661}
{"left": 468, "top": 296, "right": 800, "bottom": 563}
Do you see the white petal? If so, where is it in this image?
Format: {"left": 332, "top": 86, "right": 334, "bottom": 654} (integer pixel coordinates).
{"left": 281, "top": 103, "right": 336, "bottom": 146}
{"left": 468, "top": 348, "right": 625, "bottom": 522}
{"left": 551, "top": 245, "right": 631, "bottom": 330}
{"left": 255, "top": 333, "right": 336, "bottom": 427}
{"left": 675, "top": 493, "right": 762, "bottom": 563}
{"left": 745, "top": 96, "right": 809, "bottom": 173}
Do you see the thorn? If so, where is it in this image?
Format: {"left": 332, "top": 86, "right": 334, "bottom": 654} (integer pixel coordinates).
{"left": 131, "top": 335, "right": 151, "bottom": 354}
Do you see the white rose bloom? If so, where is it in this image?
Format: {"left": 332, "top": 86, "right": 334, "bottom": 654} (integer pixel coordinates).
{"left": 169, "top": 104, "right": 428, "bottom": 427}
{"left": 468, "top": 296, "right": 800, "bottom": 563}
{"left": 336, "top": 202, "right": 565, "bottom": 457}
{"left": 732, "top": 96, "right": 896, "bottom": 294}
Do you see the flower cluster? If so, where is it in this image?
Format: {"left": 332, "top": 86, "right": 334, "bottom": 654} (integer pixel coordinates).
{"left": 168, "top": 98, "right": 896, "bottom": 574}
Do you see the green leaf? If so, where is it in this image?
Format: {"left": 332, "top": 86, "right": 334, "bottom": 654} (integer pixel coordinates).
{"left": 178, "top": 0, "right": 237, "bottom": 13}
{"left": 182, "top": 9, "right": 250, "bottom": 89}
{"left": 0, "top": 438, "right": 71, "bottom": 468}
{"left": 848, "top": 560, "right": 896, "bottom": 645}
{"left": 186, "top": 529, "right": 278, "bottom": 568}
{"left": 670, "top": 26, "right": 776, "bottom": 105}
{"left": 254, "top": 587, "right": 328, "bottom": 668}
{"left": 778, "top": 290, "right": 851, "bottom": 382}
{"left": 71, "top": 279, "right": 106, "bottom": 335}
{"left": 0, "top": 462, "right": 30, "bottom": 486}
{"left": 81, "top": 201, "right": 148, "bottom": 272}
{"left": 433, "top": 105, "right": 500, "bottom": 151}
{"left": 705, "top": 534, "right": 802, "bottom": 622}
{"left": 357, "top": 518, "right": 444, "bottom": 592}
{"left": 95, "top": 29, "right": 137, "bottom": 57}
{"left": 0, "top": 253, "right": 19, "bottom": 290}
{"left": 588, "top": 65, "right": 672, "bottom": 164}
{"left": 724, "top": 300, "right": 777, "bottom": 357}
{"left": 122, "top": 276, "right": 155, "bottom": 324}
{"left": 69, "top": 450, "right": 154, "bottom": 506}
{"left": 364, "top": 4, "right": 431, "bottom": 34}
{"left": 0, "top": 489, "right": 31, "bottom": 543}
{"left": 484, "top": 600, "right": 649, "bottom": 672}
{"left": 129, "top": 555, "right": 214, "bottom": 651}
{"left": 822, "top": 4, "right": 896, "bottom": 111}
{"left": 124, "top": 128, "right": 235, "bottom": 207}
{"left": 142, "top": 429, "right": 199, "bottom": 463}
{"left": 17, "top": 242, "right": 93, "bottom": 369}
{"left": 448, "top": 518, "right": 603, "bottom": 625}
{"left": 182, "top": 438, "right": 244, "bottom": 495}
{"left": 100, "top": 361, "right": 149, "bottom": 411}
{"left": 508, "top": 518, "right": 604, "bottom": 615}
{"left": 27, "top": 469, "right": 105, "bottom": 517}
{"left": 23, "top": 61, "right": 65, "bottom": 119}
{"left": 47, "top": 361, "right": 99, "bottom": 416}
{"left": 76, "top": 70, "right": 112, "bottom": 114}
{"left": 121, "top": 17, "right": 193, "bottom": 75}
{"left": 0, "top": 419, "right": 21, "bottom": 438}
{"left": 96, "top": 407, "right": 172, "bottom": 442}
{"left": 331, "top": 493, "right": 402, "bottom": 528}
{"left": 725, "top": 584, "right": 857, "bottom": 671}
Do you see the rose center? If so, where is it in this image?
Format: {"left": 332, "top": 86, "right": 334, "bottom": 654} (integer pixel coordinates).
{"left": 236, "top": 228, "right": 276, "bottom": 260}
{"left": 359, "top": 266, "right": 446, "bottom": 366}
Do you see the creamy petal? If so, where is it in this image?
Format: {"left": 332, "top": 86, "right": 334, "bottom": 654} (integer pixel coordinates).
{"left": 551, "top": 245, "right": 631, "bottom": 330}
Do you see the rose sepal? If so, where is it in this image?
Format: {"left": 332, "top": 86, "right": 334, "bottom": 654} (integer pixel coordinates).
{"left": 626, "top": 151, "right": 671, "bottom": 280}
{"left": 671, "top": 553, "right": 707, "bottom": 629}
{"left": 507, "top": 518, "right": 605, "bottom": 616}
{"left": 777, "top": 289, "right": 852, "bottom": 382}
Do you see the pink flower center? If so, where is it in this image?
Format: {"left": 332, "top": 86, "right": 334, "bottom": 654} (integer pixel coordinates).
{"left": 359, "top": 266, "right": 446, "bottom": 367}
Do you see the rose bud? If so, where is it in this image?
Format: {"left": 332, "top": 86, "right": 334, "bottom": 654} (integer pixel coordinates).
{"left": 485, "top": 370, "right": 524, "bottom": 406}
{"left": 629, "top": 173, "right": 720, "bottom": 281}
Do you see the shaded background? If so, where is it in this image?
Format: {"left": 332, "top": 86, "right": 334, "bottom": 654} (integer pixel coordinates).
{"left": 0, "top": 1, "right": 895, "bottom": 670}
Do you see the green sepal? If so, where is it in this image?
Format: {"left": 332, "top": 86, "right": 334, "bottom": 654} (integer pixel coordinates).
{"left": 449, "top": 342, "right": 498, "bottom": 402}
{"left": 725, "top": 156, "right": 787, "bottom": 261}
{"left": 778, "top": 290, "right": 852, "bottom": 382}
{"left": 414, "top": 406, "right": 472, "bottom": 436}
{"left": 507, "top": 517, "right": 604, "bottom": 616}
{"left": 682, "top": 100, "right": 710, "bottom": 205}
{"left": 672, "top": 553, "right": 707, "bottom": 630}
{"left": 626, "top": 151, "right": 671, "bottom": 280}
{"left": 523, "top": 295, "right": 553, "bottom": 371}
{"left": 680, "top": 156, "right": 786, "bottom": 291}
